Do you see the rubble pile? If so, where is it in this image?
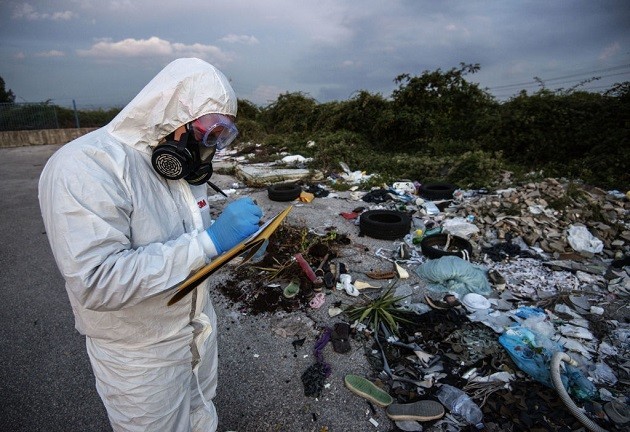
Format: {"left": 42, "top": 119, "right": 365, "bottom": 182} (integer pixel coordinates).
{"left": 448, "top": 178, "right": 629, "bottom": 259}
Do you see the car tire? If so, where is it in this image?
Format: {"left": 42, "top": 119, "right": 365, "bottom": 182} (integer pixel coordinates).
{"left": 420, "top": 233, "right": 473, "bottom": 260}
{"left": 267, "top": 183, "right": 302, "bottom": 202}
{"left": 359, "top": 210, "right": 411, "bottom": 240}
{"left": 418, "top": 183, "right": 457, "bottom": 200}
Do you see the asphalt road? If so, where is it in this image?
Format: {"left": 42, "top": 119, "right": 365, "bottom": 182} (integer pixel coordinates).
{"left": 0, "top": 144, "right": 406, "bottom": 432}
{"left": 0, "top": 145, "right": 111, "bottom": 431}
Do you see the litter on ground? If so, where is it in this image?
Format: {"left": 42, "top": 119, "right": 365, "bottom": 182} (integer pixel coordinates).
{"left": 211, "top": 158, "right": 629, "bottom": 431}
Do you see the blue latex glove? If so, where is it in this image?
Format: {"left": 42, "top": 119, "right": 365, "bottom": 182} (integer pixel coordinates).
{"left": 206, "top": 197, "right": 263, "bottom": 254}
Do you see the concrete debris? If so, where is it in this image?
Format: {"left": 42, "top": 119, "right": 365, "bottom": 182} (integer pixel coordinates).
{"left": 446, "top": 178, "right": 629, "bottom": 259}
{"left": 234, "top": 162, "right": 324, "bottom": 185}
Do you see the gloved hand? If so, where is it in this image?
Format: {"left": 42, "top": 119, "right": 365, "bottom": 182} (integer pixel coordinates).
{"left": 206, "top": 197, "right": 263, "bottom": 254}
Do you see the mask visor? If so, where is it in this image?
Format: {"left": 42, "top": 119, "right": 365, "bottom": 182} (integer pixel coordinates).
{"left": 191, "top": 113, "right": 238, "bottom": 150}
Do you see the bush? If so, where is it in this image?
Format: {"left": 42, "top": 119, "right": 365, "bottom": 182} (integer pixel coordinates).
{"left": 445, "top": 150, "right": 506, "bottom": 189}
{"left": 260, "top": 92, "right": 317, "bottom": 134}
{"left": 236, "top": 118, "right": 267, "bottom": 144}
{"left": 14, "top": 69, "right": 629, "bottom": 191}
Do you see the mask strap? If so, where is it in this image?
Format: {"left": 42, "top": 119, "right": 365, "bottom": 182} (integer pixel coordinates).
{"left": 177, "top": 125, "right": 192, "bottom": 150}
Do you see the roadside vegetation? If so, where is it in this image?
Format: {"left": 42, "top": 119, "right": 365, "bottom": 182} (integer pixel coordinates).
{"left": 2, "top": 64, "right": 628, "bottom": 190}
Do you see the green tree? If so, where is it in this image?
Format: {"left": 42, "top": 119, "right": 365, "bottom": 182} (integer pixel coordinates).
{"left": 386, "top": 63, "right": 497, "bottom": 151}
{"left": 0, "top": 76, "right": 16, "bottom": 103}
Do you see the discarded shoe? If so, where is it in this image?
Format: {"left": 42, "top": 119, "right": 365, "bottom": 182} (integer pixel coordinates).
{"left": 386, "top": 400, "right": 445, "bottom": 422}
{"left": 283, "top": 280, "right": 300, "bottom": 298}
{"left": 309, "top": 292, "right": 326, "bottom": 309}
{"left": 331, "top": 322, "right": 351, "bottom": 354}
{"left": 313, "top": 268, "right": 325, "bottom": 292}
{"left": 424, "top": 294, "right": 461, "bottom": 310}
{"left": 344, "top": 374, "right": 393, "bottom": 407}
{"left": 395, "top": 262, "right": 409, "bottom": 279}
{"left": 366, "top": 270, "right": 397, "bottom": 280}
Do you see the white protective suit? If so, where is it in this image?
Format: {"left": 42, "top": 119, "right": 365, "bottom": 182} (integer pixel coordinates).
{"left": 38, "top": 58, "right": 235, "bottom": 432}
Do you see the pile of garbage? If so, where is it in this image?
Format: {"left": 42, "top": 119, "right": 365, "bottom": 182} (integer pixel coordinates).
{"left": 215, "top": 155, "right": 630, "bottom": 431}
{"left": 333, "top": 176, "right": 629, "bottom": 431}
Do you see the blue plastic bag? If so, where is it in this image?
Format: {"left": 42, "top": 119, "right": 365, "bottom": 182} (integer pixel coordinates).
{"left": 512, "top": 306, "right": 545, "bottom": 319}
{"left": 499, "top": 326, "right": 565, "bottom": 389}
{"left": 499, "top": 325, "right": 596, "bottom": 400}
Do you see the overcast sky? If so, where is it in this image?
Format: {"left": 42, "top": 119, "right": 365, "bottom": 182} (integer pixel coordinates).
{"left": 1, "top": 1, "right": 628, "bottom": 109}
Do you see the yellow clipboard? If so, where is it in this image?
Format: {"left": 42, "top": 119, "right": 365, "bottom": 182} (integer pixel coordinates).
{"left": 167, "top": 205, "right": 293, "bottom": 306}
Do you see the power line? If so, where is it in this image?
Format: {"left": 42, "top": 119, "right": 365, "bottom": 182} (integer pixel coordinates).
{"left": 488, "top": 63, "right": 630, "bottom": 91}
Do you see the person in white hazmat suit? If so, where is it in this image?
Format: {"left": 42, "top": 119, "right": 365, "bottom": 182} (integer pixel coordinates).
{"left": 38, "top": 58, "right": 262, "bottom": 431}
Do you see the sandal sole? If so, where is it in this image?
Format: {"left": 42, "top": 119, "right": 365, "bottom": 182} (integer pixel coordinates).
{"left": 344, "top": 374, "right": 393, "bottom": 407}
{"left": 386, "top": 400, "right": 445, "bottom": 421}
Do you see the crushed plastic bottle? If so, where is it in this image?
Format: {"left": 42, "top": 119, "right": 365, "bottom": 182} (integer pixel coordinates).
{"left": 437, "top": 384, "right": 484, "bottom": 429}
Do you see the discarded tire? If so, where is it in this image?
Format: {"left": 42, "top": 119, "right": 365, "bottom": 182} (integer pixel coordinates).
{"left": 418, "top": 183, "right": 457, "bottom": 200}
{"left": 420, "top": 233, "right": 473, "bottom": 260}
{"left": 267, "top": 183, "right": 302, "bottom": 202}
{"left": 359, "top": 210, "right": 411, "bottom": 240}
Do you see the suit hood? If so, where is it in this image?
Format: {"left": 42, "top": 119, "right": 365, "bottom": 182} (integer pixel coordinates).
{"left": 105, "top": 58, "right": 237, "bottom": 154}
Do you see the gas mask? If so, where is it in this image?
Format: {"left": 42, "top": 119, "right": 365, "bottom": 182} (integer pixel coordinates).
{"left": 151, "top": 113, "right": 238, "bottom": 186}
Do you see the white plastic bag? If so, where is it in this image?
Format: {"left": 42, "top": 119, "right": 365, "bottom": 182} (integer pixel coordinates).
{"left": 442, "top": 217, "right": 480, "bottom": 239}
{"left": 567, "top": 225, "right": 603, "bottom": 254}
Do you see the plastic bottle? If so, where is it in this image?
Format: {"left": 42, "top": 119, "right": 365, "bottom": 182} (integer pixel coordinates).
{"left": 412, "top": 228, "right": 425, "bottom": 244}
{"left": 436, "top": 384, "right": 484, "bottom": 429}
{"left": 423, "top": 201, "right": 440, "bottom": 215}
{"left": 566, "top": 364, "right": 597, "bottom": 401}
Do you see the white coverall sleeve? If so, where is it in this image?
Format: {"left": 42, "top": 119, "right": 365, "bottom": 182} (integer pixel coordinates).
{"left": 39, "top": 145, "right": 211, "bottom": 312}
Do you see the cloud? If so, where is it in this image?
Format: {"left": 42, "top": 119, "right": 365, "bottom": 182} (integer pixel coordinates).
{"left": 34, "top": 50, "right": 66, "bottom": 58}
{"left": 76, "top": 37, "right": 233, "bottom": 64}
{"left": 220, "top": 34, "right": 260, "bottom": 45}
{"left": 14, "top": 52, "right": 26, "bottom": 60}
{"left": 249, "top": 85, "right": 285, "bottom": 105}
{"left": 12, "top": 3, "right": 77, "bottom": 21}
{"left": 599, "top": 42, "right": 621, "bottom": 60}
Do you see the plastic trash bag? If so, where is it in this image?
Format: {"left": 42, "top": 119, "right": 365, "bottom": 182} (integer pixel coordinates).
{"left": 467, "top": 309, "right": 514, "bottom": 333}
{"left": 567, "top": 225, "right": 603, "bottom": 254}
{"left": 442, "top": 217, "right": 480, "bottom": 239}
{"left": 415, "top": 256, "right": 492, "bottom": 297}
{"left": 499, "top": 325, "right": 597, "bottom": 400}
{"left": 499, "top": 326, "right": 565, "bottom": 389}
